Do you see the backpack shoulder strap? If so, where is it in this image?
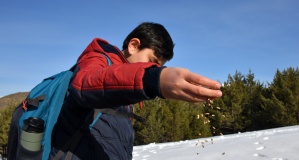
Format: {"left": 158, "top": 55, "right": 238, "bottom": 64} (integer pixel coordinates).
{"left": 54, "top": 53, "right": 112, "bottom": 160}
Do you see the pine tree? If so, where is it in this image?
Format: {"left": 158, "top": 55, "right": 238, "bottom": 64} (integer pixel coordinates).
{"left": 240, "top": 70, "right": 264, "bottom": 131}
{"left": 219, "top": 71, "right": 246, "bottom": 133}
{"left": 188, "top": 102, "right": 212, "bottom": 139}
{"left": 0, "top": 101, "right": 18, "bottom": 146}
{"left": 217, "top": 70, "right": 264, "bottom": 133}
{"left": 133, "top": 98, "right": 210, "bottom": 145}
{"left": 133, "top": 67, "right": 299, "bottom": 145}
{"left": 261, "top": 67, "right": 299, "bottom": 127}
{"left": 133, "top": 98, "right": 166, "bottom": 145}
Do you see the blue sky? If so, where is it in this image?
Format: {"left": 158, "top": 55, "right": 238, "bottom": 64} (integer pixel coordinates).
{"left": 0, "top": 0, "right": 298, "bottom": 97}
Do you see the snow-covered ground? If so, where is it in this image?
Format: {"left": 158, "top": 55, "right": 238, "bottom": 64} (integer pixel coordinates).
{"left": 133, "top": 125, "right": 299, "bottom": 160}
{"left": 0, "top": 125, "right": 297, "bottom": 160}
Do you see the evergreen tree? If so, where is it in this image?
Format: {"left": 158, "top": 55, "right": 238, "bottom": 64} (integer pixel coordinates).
{"left": 0, "top": 101, "right": 18, "bottom": 146}
{"left": 133, "top": 98, "right": 166, "bottom": 145}
{"left": 260, "top": 94, "right": 288, "bottom": 128}
{"left": 188, "top": 102, "right": 212, "bottom": 138}
{"left": 240, "top": 70, "right": 264, "bottom": 131}
{"left": 204, "top": 99, "right": 224, "bottom": 136}
{"left": 261, "top": 67, "right": 299, "bottom": 127}
{"left": 167, "top": 100, "right": 190, "bottom": 141}
{"left": 133, "top": 67, "right": 299, "bottom": 144}
{"left": 218, "top": 71, "right": 246, "bottom": 133}
{"left": 216, "top": 70, "right": 264, "bottom": 133}
{"left": 133, "top": 99, "right": 210, "bottom": 145}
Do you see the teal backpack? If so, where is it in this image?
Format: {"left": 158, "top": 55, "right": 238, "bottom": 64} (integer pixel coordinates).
{"left": 7, "top": 55, "right": 112, "bottom": 160}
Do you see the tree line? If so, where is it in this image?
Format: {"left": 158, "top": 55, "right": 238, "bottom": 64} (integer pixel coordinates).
{"left": 0, "top": 67, "right": 298, "bottom": 147}
{"left": 133, "top": 67, "right": 299, "bottom": 145}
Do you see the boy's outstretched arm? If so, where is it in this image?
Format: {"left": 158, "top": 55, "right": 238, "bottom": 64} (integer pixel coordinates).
{"left": 160, "top": 67, "right": 222, "bottom": 102}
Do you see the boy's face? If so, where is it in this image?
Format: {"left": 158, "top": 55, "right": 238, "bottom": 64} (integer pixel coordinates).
{"left": 125, "top": 38, "right": 166, "bottom": 66}
{"left": 126, "top": 48, "right": 166, "bottom": 66}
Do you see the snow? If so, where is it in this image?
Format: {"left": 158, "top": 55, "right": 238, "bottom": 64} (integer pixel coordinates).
{"left": 133, "top": 125, "right": 299, "bottom": 160}
{"left": 1, "top": 125, "right": 298, "bottom": 160}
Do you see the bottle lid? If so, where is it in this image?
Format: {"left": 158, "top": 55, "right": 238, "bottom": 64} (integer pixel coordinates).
{"left": 22, "top": 117, "right": 45, "bottom": 133}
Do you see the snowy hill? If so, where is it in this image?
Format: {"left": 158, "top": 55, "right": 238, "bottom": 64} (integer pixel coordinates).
{"left": 133, "top": 125, "right": 299, "bottom": 160}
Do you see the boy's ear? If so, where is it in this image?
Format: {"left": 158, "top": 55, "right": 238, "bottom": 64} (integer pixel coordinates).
{"left": 128, "top": 38, "right": 140, "bottom": 55}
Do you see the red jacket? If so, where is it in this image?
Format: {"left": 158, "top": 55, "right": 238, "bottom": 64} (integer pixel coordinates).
{"left": 50, "top": 38, "right": 163, "bottom": 159}
{"left": 71, "top": 38, "right": 161, "bottom": 108}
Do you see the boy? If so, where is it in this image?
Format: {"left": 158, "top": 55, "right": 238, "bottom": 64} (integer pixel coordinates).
{"left": 49, "top": 22, "right": 222, "bottom": 159}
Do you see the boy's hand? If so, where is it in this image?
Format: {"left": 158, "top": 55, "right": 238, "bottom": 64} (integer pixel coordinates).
{"left": 160, "top": 67, "right": 222, "bottom": 102}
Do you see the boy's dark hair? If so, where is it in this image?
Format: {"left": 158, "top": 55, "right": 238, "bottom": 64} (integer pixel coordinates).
{"left": 122, "top": 22, "right": 174, "bottom": 61}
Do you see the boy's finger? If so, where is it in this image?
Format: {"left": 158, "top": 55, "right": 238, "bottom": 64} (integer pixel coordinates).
{"left": 183, "top": 81, "right": 222, "bottom": 100}
{"left": 185, "top": 72, "right": 221, "bottom": 90}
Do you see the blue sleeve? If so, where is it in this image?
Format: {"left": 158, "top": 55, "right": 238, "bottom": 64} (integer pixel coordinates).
{"left": 142, "top": 66, "right": 165, "bottom": 99}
